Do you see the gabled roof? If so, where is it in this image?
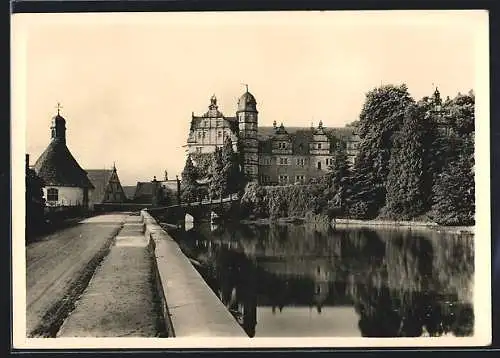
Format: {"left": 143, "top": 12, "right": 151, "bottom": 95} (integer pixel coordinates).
{"left": 257, "top": 126, "right": 357, "bottom": 155}
{"left": 122, "top": 186, "right": 137, "bottom": 200}
{"left": 33, "top": 139, "right": 94, "bottom": 189}
{"left": 86, "top": 169, "right": 114, "bottom": 203}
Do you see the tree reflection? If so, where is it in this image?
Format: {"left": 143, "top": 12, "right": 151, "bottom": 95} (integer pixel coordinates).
{"left": 349, "top": 231, "right": 474, "bottom": 337}
{"left": 171, "top": 220, "right": 474, "bottom": 338}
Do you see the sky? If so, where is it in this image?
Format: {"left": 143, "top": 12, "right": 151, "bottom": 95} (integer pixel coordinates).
{"left": 13, "top": 10, "right": 487, "bottom": 186}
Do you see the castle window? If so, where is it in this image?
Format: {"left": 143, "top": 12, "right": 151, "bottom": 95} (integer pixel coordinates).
{"left": 47, "top": 188, "right": 58, "bottom": 202}
{"left": 317, "top": 161, "right": 322, "bottom": 170}
{"left": 218, "top": 131, "right": 222, "bottom": 138}
{"left": 296, "top": 158, "right": 305, "bottom": 166}
{"left": 217, "top": 120, "right": 221, "bottom": 127}
{"left": 204, "top": 121, "right": 208, "bottom": 127}
{"left": 295, "top": 175, "right": 305, "bottom": 183}
{"left": 279, "top": 157, "right": 289, "bottom": 165}
{"left": 279, "top": 175, "right": 289, "bottom": 184}
{"left": 317, "top": 143, "right": 322, "bottom": 149}
{"left": 196, "top": 147, "right": 202, "bottom": 153}
{"left": 202, "top": 132, "right": 206, "bottom": 138}
{"left": 261, "top": 175, "right": 271, "bottom": 184}
{"left": 198, "top": 132, "right": 202, "bottom": 139}
{"left": 278, "top": 142, "right": 288, "bottom": 150}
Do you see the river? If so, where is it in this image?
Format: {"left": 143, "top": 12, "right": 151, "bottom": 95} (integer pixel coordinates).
{"left": 165, "top": 220, "right": 474, "bottom": 338}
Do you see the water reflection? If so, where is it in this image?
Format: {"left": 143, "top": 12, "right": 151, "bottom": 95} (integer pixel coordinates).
{"left": 171, "top": 222, "right": 474, "bottom": 338}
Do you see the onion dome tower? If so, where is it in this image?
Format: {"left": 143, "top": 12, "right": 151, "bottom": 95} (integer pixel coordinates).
{"left": 236, "top": 85, "right": 259, "bottom": 182}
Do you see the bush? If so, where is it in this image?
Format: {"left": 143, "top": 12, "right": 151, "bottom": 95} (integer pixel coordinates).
{"left": 240, "top": 183, "right": 333, "bottom": 220}
{"left": 348, "top": 201, "right": 370, "bottom": 220}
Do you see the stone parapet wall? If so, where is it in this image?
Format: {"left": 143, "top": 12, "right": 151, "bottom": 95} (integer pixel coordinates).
{"left": 141, "top": 210, "right": 247, "bottom": 337}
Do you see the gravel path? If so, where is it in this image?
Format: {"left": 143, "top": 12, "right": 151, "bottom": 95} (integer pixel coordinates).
{"left": 57, "top": 216, "right": 164, "bottom": 337}
{"left": 26, "top": 213, "right": 128, "bottom": 337}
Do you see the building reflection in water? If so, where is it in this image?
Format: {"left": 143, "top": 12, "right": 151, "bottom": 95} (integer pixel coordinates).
{"left": 169, "top": 220, "right": 474, "bottom": 338}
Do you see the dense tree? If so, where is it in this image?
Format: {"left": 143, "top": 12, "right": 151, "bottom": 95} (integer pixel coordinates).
{"left": 448, "top": 90, "right": 475, "bottom": 136}
{"left": 190, "top": 152, "right": 214, "bottom": 179}
{"left": 181, "top": 155, "right": 199, "bottom": 202}
{"left": 385, "top": 104, "right": 432, "bottom": 219}
{"left": 350, "top": 84, "right": 415, "bottom": 217}
{"left": 221, "top": 136, "right": 243, "bottom": 195}
{"left": 431, "top": 91, "right": 475, "bottom": 226}
{"left": 431, "top": 153, "right": 475, "bottom": 226}
{"left": 209, "top": 147, "right": 225, "bottom": 199}
{"left": 418, "top": 90, "right": 447, "bottom": 196}
{"left": 26, "top": 167, "right": 45, "bottom": 239}
{"left": 328, "top": 143, "right": 352, "bottom": 217}
{"left": 347, "top": 153, "right": 383, "bottom": 219}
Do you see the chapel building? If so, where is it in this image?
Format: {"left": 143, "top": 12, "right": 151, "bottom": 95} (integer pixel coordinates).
{"left": 33, "top": 108, "right": 95, "bottom": 209}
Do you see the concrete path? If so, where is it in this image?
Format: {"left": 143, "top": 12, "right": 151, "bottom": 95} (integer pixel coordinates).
{"left": 57, "top": 214, "right": 164, "bottom": 337}
{"left": 26, "top": 213, "right": 128, "bottom": 337}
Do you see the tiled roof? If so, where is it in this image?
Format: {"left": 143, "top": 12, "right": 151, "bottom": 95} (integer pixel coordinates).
{"left": 132, "top": 180, "right": 178, "bottom": 204}
{"left": 33, "top": 139, "right": 94, "bottom": 189}
{"left": 122, "top": 186, "right": 137, "bottom": 200}
{"left": 86, "top": 169, "right": 114, "bottom": 204}
{"left": 257, "top": 126, "right": 358, "bottom": 154}
{"left": 134, "top": 182, "right": 155, "bottom": 203}
{"left": 191, "top": 116, "right": 238, "bottom": 130}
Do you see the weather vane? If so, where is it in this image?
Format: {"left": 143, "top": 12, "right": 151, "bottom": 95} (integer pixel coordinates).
{"left": 240, "top": 83, "right": 249, "bottom": 92}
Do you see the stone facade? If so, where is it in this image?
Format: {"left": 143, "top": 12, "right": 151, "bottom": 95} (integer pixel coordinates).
{"left": 186, "top": 89, "right": 360, "bottom": 186}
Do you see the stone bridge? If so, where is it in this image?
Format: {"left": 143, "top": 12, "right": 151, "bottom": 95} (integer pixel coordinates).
{"left": 146, "top": 193, "right": 241, "bottom": 228}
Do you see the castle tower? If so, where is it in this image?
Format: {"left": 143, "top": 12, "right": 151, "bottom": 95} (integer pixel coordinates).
{"left": 236, "top": 85, "right": 259, "bottom": 182}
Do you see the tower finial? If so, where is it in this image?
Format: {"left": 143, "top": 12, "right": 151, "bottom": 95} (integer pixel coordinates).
{"left": 241, "top": 83, "right": 249, "bottom": 92}
{"left": 113, "top": 162, "right": 116, "bottom": 171}
{"left": 56, "top": 102, "right": 63, "bottom": 116}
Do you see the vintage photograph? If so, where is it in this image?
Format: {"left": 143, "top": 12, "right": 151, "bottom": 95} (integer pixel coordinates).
{"left": 12, "top": 10, "right": 490, "bottom": 348}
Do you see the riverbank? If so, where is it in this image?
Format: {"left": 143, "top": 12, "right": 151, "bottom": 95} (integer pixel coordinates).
{"left": 240, "top": 216, "right": 474, "bottom": 234}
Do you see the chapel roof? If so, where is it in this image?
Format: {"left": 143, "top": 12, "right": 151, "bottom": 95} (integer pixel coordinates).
{"left": 33, "top": 139, "right": 94, "bottom": 189}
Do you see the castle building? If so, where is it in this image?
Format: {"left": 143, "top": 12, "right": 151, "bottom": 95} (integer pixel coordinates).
{"left": 186, "top": 88, "right": 360, "bottom": 185}
{"left": 33, "top": 106, "right": 95, "bottom": 209}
